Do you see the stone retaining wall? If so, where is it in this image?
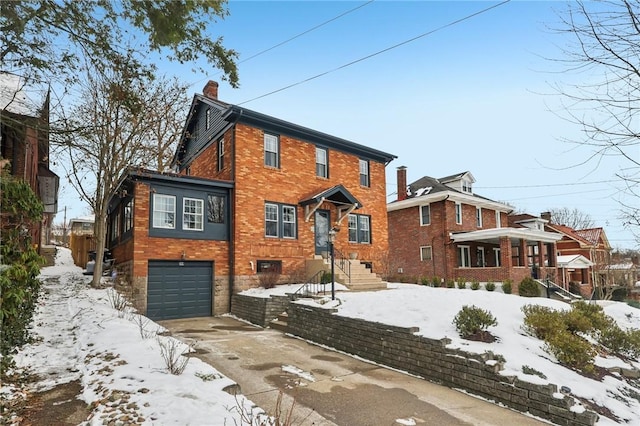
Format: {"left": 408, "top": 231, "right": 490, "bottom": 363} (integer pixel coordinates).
{"left": 231, "top": 294, "right": 289, "bottom": 327}
{"left": 287, "top": 302, "right": 599, "bottom": 426}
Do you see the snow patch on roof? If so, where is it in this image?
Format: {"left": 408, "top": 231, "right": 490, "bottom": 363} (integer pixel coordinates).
{"left": 414, "top": 186, "right": 432, "bottom": 197}
{"left": 0, "top": 72, "right": 47, "bottom": 117}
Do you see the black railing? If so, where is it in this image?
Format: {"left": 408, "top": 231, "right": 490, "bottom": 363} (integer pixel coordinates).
{"left": 292, "top": 270, "right": 329, "bottom": 299}
{"left": 536, "top": 279, "right": 583, "bottom": 301}
{"left": 332, "top": 246, "right": 351, "bottom": 282}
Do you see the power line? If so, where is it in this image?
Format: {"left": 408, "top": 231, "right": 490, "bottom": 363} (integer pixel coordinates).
{"left": 188, "top": 1, "right": 375, "bottom": 88}
{"left": 475, "top": 179, "right": 619, "bottom": 189}
{"left": 238, "top": 0, "right": 511, "bottom": 105}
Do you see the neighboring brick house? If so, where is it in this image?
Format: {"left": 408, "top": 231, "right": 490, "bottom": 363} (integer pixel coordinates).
{"left": 387, "top": 167, "right": 562, "bottom": 289}
{"left": 107, "top": 81, "right": 396, "bottom": 320}
{"left": 0, "top": 72, "right": 59, "bottom": 251}
{"left": 543, "top": 217, "right": 612, "bottom": 296}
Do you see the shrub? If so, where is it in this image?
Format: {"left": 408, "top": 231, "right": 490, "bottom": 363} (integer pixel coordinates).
{"left": 568, "top": 281, "right": 581, "bottom": 295}
{"left": 600, "top": 326, "right": 640, "bottom": 359}
{"left": 420, "top": 276, "right": 429, "bottom": 286}
{"left": 571, "top": 301, "right": 612, "bottom": 331}
{"left": 258, "top": 270, "right": 281, "bottom": 289}
{"left": 453, "top": 305, "right": 498, "bottom": 339}
{"left": 445, "top": 279, "right": 455, "bottom": 288}
{"left": 485, "top": 281, "right": 496, "bottom": 292}
{"left": 431, "top": 276, "right": 441, "bottom": 287}
{"left": 470, "top": 280, "right": 480, "bottom": 290}
{"left": 546, "top": 330, "right": 596, "bottom": 373}
{"left": 522, "top": 304, "right": 565, "bottom": 340}
{"left": 522, "top": 365, "right": 547, "bottom": 379}
{"left": 456, "top": 277, "right": 466, "bottom": 289}
{"left": 320, "top": 271, "right": 332, "bottom": 284}
{"left": 518, "top": 277, "right": 540, "bottom": 297}
{"left": 501, "top": 279, "right": 512, "bottom": 294}
{"left": 612, "top": 287, "right": 628, "bottom": 301}
{"left": 626, "top": 300, "right": 640, "bottom": 310}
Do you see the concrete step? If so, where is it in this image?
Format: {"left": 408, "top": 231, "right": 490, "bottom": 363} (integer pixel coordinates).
{"left": 270, "top": 320, "right": 288, "bottom": 332}
{"left": 345, "top": 282, "right": 388, "bottom": 291}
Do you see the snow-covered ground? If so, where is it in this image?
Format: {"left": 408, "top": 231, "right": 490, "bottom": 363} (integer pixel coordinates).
{"left": 245, "top": 283, "right": 640, "bottom": 425}
{"left": 2, "top": 248, "right": 267, "bottom": 425}
{"left": 3, "top": 247, "right": 640, "bottom": 425}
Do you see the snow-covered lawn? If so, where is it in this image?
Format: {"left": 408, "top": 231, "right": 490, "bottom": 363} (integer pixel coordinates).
{"left": 243, "top": 281, "right": 640, "bottom": 425}
{"left": 4, "top": 247, "right": 640, "bottom": 425}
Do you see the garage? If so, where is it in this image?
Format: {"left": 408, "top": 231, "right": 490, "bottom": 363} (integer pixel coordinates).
{"left": 147, "top": 260, "right": 213, "bottom": 320}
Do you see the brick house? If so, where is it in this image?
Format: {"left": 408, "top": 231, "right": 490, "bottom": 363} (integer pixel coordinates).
{"left": 543, "top": 217, "right": 612, "bottom": 297}
{"left": 0, "top": 72, "right": 59, "bottom": 251}
{"left": 387, "top": 167, "right": 562, "bottom": 289}
{"left": 107, "top": 82, "right": 395, "bottom": 320}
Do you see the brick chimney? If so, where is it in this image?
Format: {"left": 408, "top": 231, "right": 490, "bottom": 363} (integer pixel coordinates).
{"left": 203, "top": 81, "right": 219, "bottom": 100}
{"left": 397, "top": 166, "right": 407, "bottom": 201}
{"left": 541, "top": 211, "right": 551, "bottom": 222}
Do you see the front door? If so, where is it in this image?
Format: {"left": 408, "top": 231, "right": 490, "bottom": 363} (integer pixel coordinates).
{"left": 314, "top": 210, "right": 330, "bottom": 255}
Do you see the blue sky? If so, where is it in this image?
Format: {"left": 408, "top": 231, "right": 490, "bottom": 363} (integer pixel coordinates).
{"left": 57, "top": 1, "right": 636, "bottom": 249}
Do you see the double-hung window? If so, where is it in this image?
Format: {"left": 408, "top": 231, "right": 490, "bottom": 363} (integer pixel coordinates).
{"left": 359, "top": 159, "right": 370, "bottom": 187}
{"left": 218, "top": 138, "right": 224, "bottom": 171}
{"left": 420, "top": 204, "right": 431, "bottom": 226}
{"left": 183, "top": 198, "right": 204, "bottom": 231}
{"left": 264, "top": 133, "right": 279, "bottom": 168}
{"left": 420, "top": 246, "right": 433, "bottom": 261}
{"left": 348, "top": 214, "right": 371, "bottom": 244}
{"left": 265, "top": 203, "right": 297, "bottom": 238}
{"left": 316, "top": 147, "right": 328, "bottom": 178}
{"left": 153, "top": 194, "right": 176, "bottom": 229}
{"left": 455, "top": 202, "right": 462, "bottom": 224}
{"left": 476, "top": 207, "right": 482, "bottom": 228}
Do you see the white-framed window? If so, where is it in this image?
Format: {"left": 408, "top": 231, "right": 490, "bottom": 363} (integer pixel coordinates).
{"left": 348, "top": 214, "right": 371, "bottom": 244}
{"left": 462, "top": 179, "right": 472, "bottom": 193}
{"left": 205, "top": 108, "right": 211, "bottom": 130}
{"left": 183, "top": 197, "right": 204, "bottom": 231}
{"left": 420, "top": 246, "right": 433, "bottom": 261}
{"left": 265, "top": 203, "right": 279, "bottom": 237}
{"left": 495, "top": 210, "right": 501, "bottom": 228}
{"left": 265, "top": 202, "right": 297, "bottom": 238}
{"left": 476, "top": 246, "right": 486, "bottom": 267}
{"left": 282, "top": 205, "right": 296, "bottom": 239}
{"left": 420, "top": 204, "right": 431, "bottom": 226}
{"left": 218, "top": 138, "right": 224, "bottom": 172}
{"left": 458, "top": 245, "right": 471, "bottom": 267}
{"left": 359, "top": 159, "right": 370, "bottom": 187}
{"left": 455, "top": 202, "right": 462, "bottom": 224}
{"left": 316, "top": 147, "right": 328, "bottom": 178}
{"left": 493, "top": 247, "right": 501, "bottom": 267}
{"left": 264, "top": 133, "right": 279, "bottom": 168}
{"left": 476, "top": 207, "right": 482, "bottom": 228}
{"left": 152, "top": 194, "right": 176, "bottom": 229}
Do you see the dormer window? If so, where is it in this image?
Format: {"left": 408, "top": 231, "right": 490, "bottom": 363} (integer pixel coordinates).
{"left": 462, "top": 180, "right": 472, "bottom": 193}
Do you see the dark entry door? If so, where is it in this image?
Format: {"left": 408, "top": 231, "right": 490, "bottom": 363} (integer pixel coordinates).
{"left": 314, "top": 210, "right": 330, "bottom": 255}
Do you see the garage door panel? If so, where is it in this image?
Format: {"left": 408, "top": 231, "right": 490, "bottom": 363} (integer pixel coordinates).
{"left": 147, "top": 261, "right": 213, "bottom": 320}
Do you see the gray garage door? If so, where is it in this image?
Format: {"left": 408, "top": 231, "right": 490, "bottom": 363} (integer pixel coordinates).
{"left": 147, "top": 260, "right": 213, "bottom": 320}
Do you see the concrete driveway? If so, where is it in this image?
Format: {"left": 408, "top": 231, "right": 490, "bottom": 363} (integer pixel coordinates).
{"left": 159, "top": 316, "right": 547, "bottom": 426}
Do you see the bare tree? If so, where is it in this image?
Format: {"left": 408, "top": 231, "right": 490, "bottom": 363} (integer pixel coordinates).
{"left": 54, "top": 63, "right": 188, "bottom": 286}
{"left": 552, "top": 0, "right": 640, "bottom": 244}
{"left": 547, "top": 207, "right": 595, "bottom": 229}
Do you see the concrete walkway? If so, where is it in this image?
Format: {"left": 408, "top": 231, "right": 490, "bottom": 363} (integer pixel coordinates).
{"left": 159, "top": 316, "right": 549, "bottom": 426}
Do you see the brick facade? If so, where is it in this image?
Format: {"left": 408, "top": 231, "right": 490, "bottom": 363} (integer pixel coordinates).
{"left": 187, "top": 122, "right": 391, "bottom": 285}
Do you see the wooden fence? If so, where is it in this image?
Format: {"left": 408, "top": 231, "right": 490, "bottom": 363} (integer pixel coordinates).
{"left": 69, "top": 234, "right": 95, "bottom": 268}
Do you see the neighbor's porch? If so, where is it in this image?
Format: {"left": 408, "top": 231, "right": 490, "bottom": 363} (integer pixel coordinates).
{"left": 450, "top": 228, "right": 563, "bottom": 286}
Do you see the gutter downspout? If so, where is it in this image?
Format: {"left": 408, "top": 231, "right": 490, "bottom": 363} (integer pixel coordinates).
{"left": 228, "top": 109, "right": 243, "bottom": 313}
{"left": 441, "top": 195, "right": 450, "bottom": 281}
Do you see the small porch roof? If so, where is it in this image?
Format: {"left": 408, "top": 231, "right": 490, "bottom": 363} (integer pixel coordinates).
{"left": 299, "top": 184, "right": 362, "bottom": 224}
{"left": 299, "top": 184, "right": 362, "bottom": 208}
{"left": 557, "top": 255, "right": 593, "bottom": 269}
{"left": 450, "top": 227, "right": 563, "bottom": 244}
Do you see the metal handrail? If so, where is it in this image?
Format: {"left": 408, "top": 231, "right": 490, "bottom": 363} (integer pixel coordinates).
{"left": 537, "top": 279, "right": 583, "bottom": 301}
{"left": 292, "top": 270, "right": 329, "bottom": 299}
{"left": 332, "top": 246, "right": 351, "bottom": 282}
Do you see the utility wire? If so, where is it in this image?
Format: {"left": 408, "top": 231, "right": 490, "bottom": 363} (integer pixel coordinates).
{"left": 188, "top": 1, "right": 375, "bottom": 88}
{"left": 474, "top": 179, "right": 619, "bottom": 189}
{"left": 238, "top": 0, "right": 511, "bottom": 105}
